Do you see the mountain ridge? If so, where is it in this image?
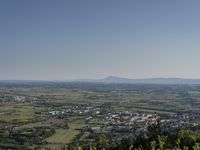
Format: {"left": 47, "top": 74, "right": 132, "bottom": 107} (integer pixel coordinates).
{"left": 75, "top": 76, "right": 200, "bottom": 84}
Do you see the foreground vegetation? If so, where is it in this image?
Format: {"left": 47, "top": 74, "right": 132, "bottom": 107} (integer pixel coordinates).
{"left": 69, "top": 122, "right": 200, "bottom": 150}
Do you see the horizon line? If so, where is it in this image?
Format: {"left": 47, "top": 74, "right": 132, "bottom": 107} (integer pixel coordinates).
{"left": 1, "top": 76, "right": 200, "bottom": 82}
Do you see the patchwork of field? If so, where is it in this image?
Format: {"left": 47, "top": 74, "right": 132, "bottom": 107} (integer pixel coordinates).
{"left": 1, "top": 83, "right": 200, "bottom": 149}
{"left": 46, "top": 119, "right": 86, "bottom": 144}
{"left": 0, "top": 103, "right": 43, "bottom": 122}
{"left": 41, "top": 119, "right": 86, "bottom": 150}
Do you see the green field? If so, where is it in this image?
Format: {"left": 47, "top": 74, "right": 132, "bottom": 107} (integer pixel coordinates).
{"left": 0, "top": 103, "right": 42, "bottom": 122}
{"left": 44, "top": 119, "right": 86, "bottom": 149}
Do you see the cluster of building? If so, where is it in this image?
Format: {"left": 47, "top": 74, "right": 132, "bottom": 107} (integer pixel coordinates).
{"left": 40, "top": 103, "right": 200, "bottom": 135}
{"left": 160, "top": 112, "right": 200, "bottom": 131}
{"left": 0, "top": 95, "right": 26, "bottom": 103}
{"left": 95, "top": 111, "right": 159, "bottom": 134}
{"left": 87, "top": 111, "right": 200, "bottom": 134}
{"left": 0, "top": 95, "right": 45, "bottom": 103}
{"left": 48, "top": 104, "right": 102, "bottom": 116}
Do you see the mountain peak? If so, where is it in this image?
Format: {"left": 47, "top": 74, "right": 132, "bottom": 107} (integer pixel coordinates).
{"left": 104, "top": 76, "right": 121, "bottom": 80}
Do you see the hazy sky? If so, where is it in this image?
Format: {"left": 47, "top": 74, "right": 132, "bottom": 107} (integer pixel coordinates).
{"left": 1, "top": 0, "right": 200, "bottom": 80}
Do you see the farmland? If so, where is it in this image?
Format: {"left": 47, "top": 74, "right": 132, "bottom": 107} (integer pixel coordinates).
{"left": 0, "top": 82, "right": 200, "bottom": 149}
{"left": 46, "top": 119, "right": 86, "bottom": 144}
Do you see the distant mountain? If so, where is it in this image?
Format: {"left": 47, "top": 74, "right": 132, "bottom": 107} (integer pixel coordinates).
{"left": 75, "top": 76, "right": 200, "bottom": 84}
{"left": 97, "top": 76, "right": 133, "bottom": 83}
{"left": 2, "top": 76, "right": 200, "bottom": 85}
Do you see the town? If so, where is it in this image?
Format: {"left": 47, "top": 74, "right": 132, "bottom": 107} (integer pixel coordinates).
{"left": 1, "top": 83, "right": 200, "bottom": 149}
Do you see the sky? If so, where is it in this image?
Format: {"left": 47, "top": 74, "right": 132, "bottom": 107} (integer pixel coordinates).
{"left": 1, "top": 0, "right": 200, "bottom": 80}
